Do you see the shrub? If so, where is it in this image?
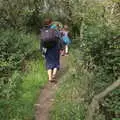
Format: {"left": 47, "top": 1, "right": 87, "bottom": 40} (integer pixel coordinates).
{"left": 0, "top": 29, "right": 38, "bottom": 78}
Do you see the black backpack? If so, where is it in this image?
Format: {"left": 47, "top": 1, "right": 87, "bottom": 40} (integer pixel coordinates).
{"left": 40, "top": 28, "right": 57, "bottom": 48}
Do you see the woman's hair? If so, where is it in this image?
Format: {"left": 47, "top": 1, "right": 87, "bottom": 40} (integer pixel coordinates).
{"left": 44, "top": 18, "right": 52, "bottom": 26}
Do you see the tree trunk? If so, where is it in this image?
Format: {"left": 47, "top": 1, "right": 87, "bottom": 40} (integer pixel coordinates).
{"left": 86, "top": 77, "right": 120, "bottom": 120}
{"left": 80, "top": 19, "right": 85, "bottom": 41}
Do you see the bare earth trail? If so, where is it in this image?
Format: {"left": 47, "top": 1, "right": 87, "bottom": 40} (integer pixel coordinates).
{"left": 35, "top": 56, "right": 69, "bottom": 120}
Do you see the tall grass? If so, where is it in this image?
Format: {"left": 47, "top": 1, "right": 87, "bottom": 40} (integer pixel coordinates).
{"left": 49, "top": 52, "right": 93, "bottom": 120}
{"left": 20, "top": 59, "right": 47, "bottom": 120}
{"left": 22, "top": 60, "right": 47, "bottom": 102}
{"left": 0, "top": 29, "right": 47, "bottom": 120}
{"left": 0, "top": 58, "right": 47, "bottom": 120}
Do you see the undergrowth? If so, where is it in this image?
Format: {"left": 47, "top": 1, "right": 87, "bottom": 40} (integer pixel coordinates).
{"left": 50, "top": 52, "right": 93, "bottom": 120}
{"left": 0, "top": 58, "right": 47, "bottom": 120}
{"left": 0, "top": 29, "right": 47, "bottom": 120}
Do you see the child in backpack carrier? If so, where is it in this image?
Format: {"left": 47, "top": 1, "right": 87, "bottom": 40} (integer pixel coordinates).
{"left": 60, "top": 25, "right": 71, "bottom": 56}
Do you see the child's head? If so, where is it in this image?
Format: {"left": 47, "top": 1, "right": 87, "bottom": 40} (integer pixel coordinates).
{"left": 64, "top": 25, "right": 69, "bottom": 31}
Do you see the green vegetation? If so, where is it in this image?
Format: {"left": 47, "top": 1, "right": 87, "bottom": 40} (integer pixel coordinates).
{"left": 19, "top": 60, "right": 47, "bottom": 120}
{"left": 50, "top": 52, "right": 92, "bottom": 120}
{"left": 0, "top": 59, "right": 47, "bottom": 120}
{"left": 0, "top": 0, "right": 120, "bottom": 120}
{"left": 0, "top": 30, "right": 37, "bottom": 73}
{"left": 50, "top": 0, "right": 120, "bottom": 120}
{"left": 50, "top": 54, "right": 88, "bottom": 120}
{"left": 0, "top": 29, "right": 47, "bottom": 120}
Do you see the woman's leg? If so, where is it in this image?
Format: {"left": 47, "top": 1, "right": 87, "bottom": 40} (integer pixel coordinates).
{"left": 52, "top": 68, "right": 58, "bottom": 78}
{"left": 48, "top": 69, "right": 52, "bottom": 81}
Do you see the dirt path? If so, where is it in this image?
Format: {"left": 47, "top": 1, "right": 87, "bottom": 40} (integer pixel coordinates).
{"left": 34, "top": 56, "right": 68, "bottom": 120}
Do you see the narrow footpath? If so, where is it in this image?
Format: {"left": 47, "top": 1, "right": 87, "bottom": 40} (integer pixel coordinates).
{"left": 35, "top": 56, "right": 69, "bottom": 120}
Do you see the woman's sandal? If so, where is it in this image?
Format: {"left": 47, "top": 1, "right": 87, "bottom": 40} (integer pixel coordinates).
{"left": 49, "top": 79, "right": 56, "bottom": 83}
{"left": 51, "top": 75, "right": 57, "bottom": 83}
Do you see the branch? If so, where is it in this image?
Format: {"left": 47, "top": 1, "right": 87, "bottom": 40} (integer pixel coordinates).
{"left": 112, "top": 35, "right": 120, "bottom": 40}
{"left": 111, "top": 3, "right": 116, "bottom": 15}
{"left": 86, "top": 77, "right": 120, "bottom": 120}
{"left": 79, "top": 19, "right": 85, "bottom": 41}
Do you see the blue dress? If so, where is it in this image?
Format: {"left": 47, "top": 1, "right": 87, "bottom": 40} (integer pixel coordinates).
{"left": 45, "top": 43, "right": 60, "bottom": 70}
{"left": 41, "top": 25, "right": 63, "bottom": 70}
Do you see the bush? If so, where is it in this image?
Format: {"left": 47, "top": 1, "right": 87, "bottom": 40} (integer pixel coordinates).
{"left": 50, "top": 102, "right": 85, "bottom": 120}
{"left": 0, "top": 29, "right": 43, "bottom": 120}
{"left": 0, "top": 59, "right": 47, "bottom": 120}
{"left": 0, "top": 71, "right": 22, "bottom": 120}
{"left": 0, "top": 29, "right": 38, "bottom": 78}
{"left": 71, "top": 23, "right": 120, "bottom": 119}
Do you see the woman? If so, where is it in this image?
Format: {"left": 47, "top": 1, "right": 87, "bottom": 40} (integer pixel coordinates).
{"left": 41, "top": 19, "right": 63, "bottom": 82}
